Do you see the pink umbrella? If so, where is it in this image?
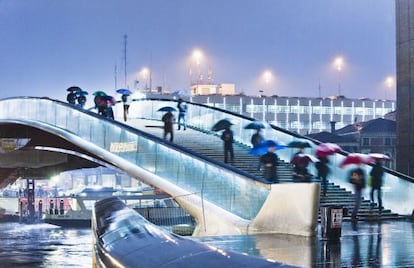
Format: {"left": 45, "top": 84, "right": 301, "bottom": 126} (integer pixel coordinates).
{"left": 315, "top": 143, "right": 342, "bottom": 157}
{"left": 340, "top": 153, "right": 374, "bottom": 168}
{"left": 291, "top": 153, "right": 319, "bottom": 166}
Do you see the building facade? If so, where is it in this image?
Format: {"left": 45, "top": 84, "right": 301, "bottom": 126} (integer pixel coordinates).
{"left": 188, "top": 95, "right": 395, "bottom": 135}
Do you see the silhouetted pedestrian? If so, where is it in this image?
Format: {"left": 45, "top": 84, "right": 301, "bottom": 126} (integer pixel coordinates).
{"left": 67, "top": 91, "right": 77, "bottom": 105}
{"left": 349, "top": 166, "right": 366, "bottom": 221}
{"left": 121, "top": 94, "right": 132, "bottom": 122}
{"left": 221, "top": 126, "right": 234, "bottom": 163}
{"left": 260, "top": 146, "right": 279, "bottom": 182}
{"left": 77, "top": 94, "right": 87, "bottom": 108}
{"left": 177, "top": 98, "right": 187, "bottom": 130}
{"left": 370, "top": 159, "right": 384, "bottom": 214}
{"left": 251, "top": 129, "right": 264, "bottom": 169}
{"left": 316, "top": 156, "right": 330, "bottom": 196}
{"left": 162, "top": 111, "right": 175, "bottom": 142}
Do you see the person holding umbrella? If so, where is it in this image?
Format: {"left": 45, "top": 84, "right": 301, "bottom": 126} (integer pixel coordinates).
{"left": 162, "top": 110, "right": 175, "bottom": 142}
{"left": 221, "top": 126, "right": 234, "bottom": 163}
{"left": 259, "top": 143, "right": 279, "bottom": 183}
{"left": 116, "top": 89, "right": 132, "bottom": 122}
{"left": 369, "top": 158, "right": 384, "bottom": 215}
{"left": 349, "top": 165, "right": 366, "bottom": 222}
{"left": 315, "top": 156, "right": 330, "bottom": 196}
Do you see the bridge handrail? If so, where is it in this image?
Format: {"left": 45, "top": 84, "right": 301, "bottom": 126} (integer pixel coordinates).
{"left": 0, "top": 97, "right": 272, "bottom": 220}
{"left": 126, "top": 97, "right": 414, "bottom": 215}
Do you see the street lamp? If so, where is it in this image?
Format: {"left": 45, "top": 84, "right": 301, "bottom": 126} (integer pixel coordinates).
{"left": 192, "top": 49, "right": 203, "bottom": 85}
{"left": 261, "top": 70, "right": 273, "bottom": 96}
{"left": 140, "top": 67, "right": 150, "bottom": 92}
{"left": 333, "top": 56, "right": 344, "bottom": 96}
{"left": 385, "top": 76, "right": 395, "bottom": 100}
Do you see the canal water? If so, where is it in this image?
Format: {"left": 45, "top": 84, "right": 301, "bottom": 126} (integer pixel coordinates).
{"left": 1, "top": 220, "right": 414, "bottom": 267}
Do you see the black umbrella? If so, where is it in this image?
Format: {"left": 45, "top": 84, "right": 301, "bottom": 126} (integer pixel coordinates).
{"left": 211, "top": 118, "right": 234, "bottom": 132}
{"left": 287, "top": 140, "right": 312, "bottom": 148}
{"left": 157, "top": 106, "right": 177, "bottom": 112}
{"left": 244, "top": 121, "right": 267, "bottom": 130}
{"left": 66, "top": 86, "right": 81, "bottom": 92}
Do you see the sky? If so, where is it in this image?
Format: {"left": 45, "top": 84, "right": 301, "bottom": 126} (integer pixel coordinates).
{"left": 0, "top": 0, "right": 396, "bottom": 104}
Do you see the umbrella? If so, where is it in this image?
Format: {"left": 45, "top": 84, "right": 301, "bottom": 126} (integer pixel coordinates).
{"left": 249, "top": 140, "right": 286, "bottom": 155}
{"left": 66, "top": 86, "right": 81, "bottom": 92}
{"left": 315, "top": 142, "right": 342, "bottom": 157}
{"left": 93, "top": 91, "right": 107, "bottom": 96}
{"left": 287, "top": 140, "right": 312, "bottom": 148}
{"left": 76, "top": 90, "right": 88, "bottom": 96}
{"left": 157, "top": 106, "right": 177, "bottom": 112}
{"left": 290, "top": 153, "right": 319, "bottom": 165}
{"left": 244, "top": 121, "right": 267, "bottom": 130}
{"left": 116, "top": 88, "right": 132, "bottom": 95}
{"left": 340, "top": 153, "right": 373, "bottom": 168}
{"left": 369, "top": 153, "right": 391, "bottom": 161}
{"left": 211, "top": 118, "right": 234, "bottom": 132}
{"left": 101, "top": 95, "right": 116, "bottom": 105}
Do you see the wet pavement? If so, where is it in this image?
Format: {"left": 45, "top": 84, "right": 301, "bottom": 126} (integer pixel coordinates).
{"left": 194, "top": 219, "right": 414, "bottom": 267}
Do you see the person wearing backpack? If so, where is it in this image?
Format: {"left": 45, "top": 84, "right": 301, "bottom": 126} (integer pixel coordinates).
{"left": 177, "top": 98, "right": 187, "bottom": 130}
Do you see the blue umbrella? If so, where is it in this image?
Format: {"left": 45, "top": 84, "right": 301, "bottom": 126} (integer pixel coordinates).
{"left": 157, "top": 106, "right": 177, "bottom": 112}
{"left": 76, "top": 90, "right": 88, "bottom": 96}
{"left": 116, "top": 88, "right": 132, "bottom": 95}
{"left": 249, "top": 140, "right": 286, "bottom": 155}
{"left": 244, "top": 121, "right": 267, "bottom": 130}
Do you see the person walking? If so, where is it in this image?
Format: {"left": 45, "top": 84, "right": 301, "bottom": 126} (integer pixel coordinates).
{"left": 162, "top": 111, "right": 175, "bottom": 142}
{"left": 177, "top": 98, "right": 187, "bottom": 130}
{"left": 251, "top": 129, "right": 264, "bottom": 170}
{"left": 77, "top": 94, "right": 87, "bottom": 109}
{"left": 121, "top": 94, "right": 132, "bottom": 122}
{"left": 316, "top": 156, "right": 330, "bottom": 196}
{"left": 67, "top": 91, "right": 77, "bottom": 105}
{"left": 370, "top": 159, "right": 384, "bottom": 214}
{"left": 260, "top": 145, "right": 279, "bottom": 183}
{"left": 221, "top": 126, "right": 234, "bottom": 163}
{"left": 349, "top": 165, "right": 366, "bottom": 222}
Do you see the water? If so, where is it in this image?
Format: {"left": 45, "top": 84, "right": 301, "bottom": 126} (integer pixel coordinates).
{"left": 1, "top": 221, "right": 414, "bottom": 267}
{"left": 0, "top": 223, "right": 92, "bottom": 267}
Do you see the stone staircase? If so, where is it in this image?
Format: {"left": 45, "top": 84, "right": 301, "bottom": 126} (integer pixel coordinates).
{"left": 129, "top": 119, "right": 402, "bottom": 222}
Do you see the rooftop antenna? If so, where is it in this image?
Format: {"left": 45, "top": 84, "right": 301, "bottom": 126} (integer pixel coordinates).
{"left": 123, "top": 34, "right": 128, "bottom": 88}
{"left": 318, "top": 78, "right": 321, "bottom": 98}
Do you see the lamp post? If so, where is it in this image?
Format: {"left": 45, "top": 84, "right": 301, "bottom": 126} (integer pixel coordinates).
{"left": 334, "top": 57, "right": 344, "bottom": 96}
{"left": 192, "top": 49, "right": 203, "bottom": 94}
{"left": 140, "top": 67, "right": 150, "bottom": 92}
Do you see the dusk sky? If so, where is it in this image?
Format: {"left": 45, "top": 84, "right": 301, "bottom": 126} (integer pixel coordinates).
{"left": 0, "top": 0, "right": 396, "bottom": 104}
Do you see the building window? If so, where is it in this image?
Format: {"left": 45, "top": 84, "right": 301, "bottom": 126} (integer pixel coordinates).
{"left": 362, "top": 137, "right": 370, "bottom": 146}
{"left": 384, "top": 137, "right": 391, "bottom": 146}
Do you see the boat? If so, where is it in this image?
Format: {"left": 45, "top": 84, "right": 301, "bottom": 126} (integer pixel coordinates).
{"left": 43, "top": 186, "right": 195, "bottom": 230}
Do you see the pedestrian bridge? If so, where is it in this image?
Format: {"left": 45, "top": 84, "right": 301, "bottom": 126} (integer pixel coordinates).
{"left": 0, "top": 97, "right": 412, "bottom": 237}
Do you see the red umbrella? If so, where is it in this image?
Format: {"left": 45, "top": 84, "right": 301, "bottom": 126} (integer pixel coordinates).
{"left": 291, "top": 153, "right": 319, "bottom": 166}
{"left": 315, "top": 143, "right": 342, "bottom": 157}
{"left": 340, "top": 153, "right": 373, "bottom": 168}
{"left": 368, "top": 153, "right": 391, "bottom": 161}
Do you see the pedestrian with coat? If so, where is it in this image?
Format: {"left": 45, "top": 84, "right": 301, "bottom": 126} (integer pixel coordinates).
{"left": 370, "top": 159, "right": 384, "bottom": 214}
{"left": 177, "top": 98, "right": 187, "bottom": 130}
{"left": 316, "top": 156, "right": 330, "bottom": 196}
{"left": 349, "top": 166, "right": 366, "bottom": 221}
{"left": 162, "top": 111, "right": 175, "bottom": 142}
{"left": 260, "top": 145, "right": 279, "bottom": 183}
{"left": 221, "top": 126, "right": 234, "bottom": 163}
{"left": 121, "top": 94, "right": 132, "bottom": 122}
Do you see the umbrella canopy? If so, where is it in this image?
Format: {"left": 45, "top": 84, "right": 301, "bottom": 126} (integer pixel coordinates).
{"left": 116, "top": 88, "right": 132, "bottom": 95}
{"left": 66, "top": 86, "right": 81, "bottom": 92}
{"left": 249, "top": 140, "right": 286, "bottom": 155}
{"left": 211, "top": 118, "right": 234, "bottom": 132}
{"left": 101, "top": 95, "right": 116, "bottom": 105}
{"left": 76, "top": 90, "right": 88, "bottom": 96}
{"left": 290, "top": 153, "right": 319, "bottom": 165}
{"left": 157, "top": 106, "right": 177, "bottom": 112}
{"left": 369, "top": 153, "right": 391, "bottom": 161}
{"left": 93, "top": 91, "right": 107, "bottom": 96}
{"left": 244, "top": 121, "right": 267, "bottom": 130}
{"left": 340, "top": 153, "right": 373, "bottom": 168}
{"left": 287, "top": 140, "right": 312, "bottom": 148}
{"left": 315, "top": 142, "right": 342, "bottom": 157}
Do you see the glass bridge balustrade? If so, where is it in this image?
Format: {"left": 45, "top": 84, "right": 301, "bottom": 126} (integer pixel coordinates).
{"left": 130, "top": 98, "right": 414, "bottom": 216}
{"left": 0, "top": 97, "right": 268, "bottom": 220}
